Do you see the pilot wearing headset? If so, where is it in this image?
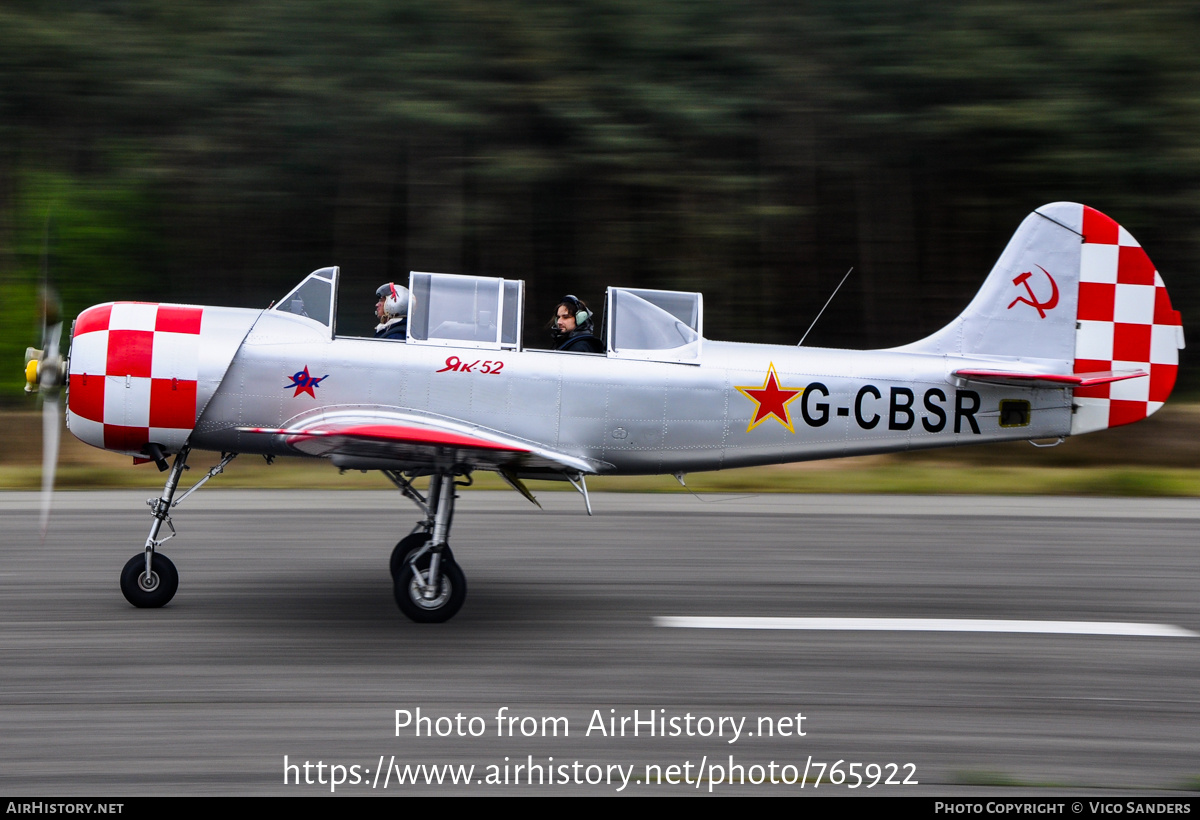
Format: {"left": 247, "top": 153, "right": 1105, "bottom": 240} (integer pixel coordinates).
{"left": 375, "top": 283, "right": 410, "bottom": 340}
{"left": 551, "top": 295, "right": 604, "bottom": 354}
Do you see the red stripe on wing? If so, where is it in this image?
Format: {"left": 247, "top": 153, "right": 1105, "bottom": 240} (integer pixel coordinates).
{"left": 285, "top": 424, "right": 528, "bottom": 453}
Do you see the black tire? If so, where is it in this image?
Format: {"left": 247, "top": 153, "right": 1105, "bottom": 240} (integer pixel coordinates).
{"left": 389, "top": 533, "right": 455, "bottom": 580}
{"left": 120, "top": 552, "right": 179, "bottom": 608}
{"left": 393, "top": 544, "right": 466, "bottom": 623}
{"left": 390, "top": 532, "right": 429, "bottom": 579}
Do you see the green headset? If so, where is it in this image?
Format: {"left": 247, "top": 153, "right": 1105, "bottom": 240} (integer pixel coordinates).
{"left": 561, "top": 295, "right": 592, "bottom": 329}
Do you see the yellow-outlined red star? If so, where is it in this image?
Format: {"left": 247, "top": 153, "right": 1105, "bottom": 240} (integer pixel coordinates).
{"left": 735, "top": 362, "right": 805, "bottom": 433}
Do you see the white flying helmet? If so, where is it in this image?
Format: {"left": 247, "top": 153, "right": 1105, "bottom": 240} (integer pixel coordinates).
{"left": 376, "top": 283, "right": 410, "bottom": 318}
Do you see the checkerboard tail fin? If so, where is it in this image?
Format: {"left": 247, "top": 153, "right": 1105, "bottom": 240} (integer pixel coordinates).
{"left": 894, "top": 202, "right": 1183, "bottom": 434}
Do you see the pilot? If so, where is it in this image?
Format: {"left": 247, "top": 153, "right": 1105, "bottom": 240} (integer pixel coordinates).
{"left": 375, "top": 283, "right": 410, "bottom": 340}
{"left": 551, "top": 295, "right": 604, "bottom": 353}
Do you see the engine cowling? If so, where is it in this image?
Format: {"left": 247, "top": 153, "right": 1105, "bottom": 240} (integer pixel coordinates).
{"left": 66, "top": 302, "right": 259, "bottom": 457}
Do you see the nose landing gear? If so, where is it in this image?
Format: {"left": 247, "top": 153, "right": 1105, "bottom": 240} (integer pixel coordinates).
{"left": 118, "top": 445, "right": 237, "bottom": 609}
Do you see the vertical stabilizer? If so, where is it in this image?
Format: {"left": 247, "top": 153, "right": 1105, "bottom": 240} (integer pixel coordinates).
{"left": 895, "top": 202, "right": 1183, "bottom": 434}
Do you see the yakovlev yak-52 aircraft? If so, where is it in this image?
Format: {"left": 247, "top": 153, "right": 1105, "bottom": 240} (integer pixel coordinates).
{"left": 23, "top": 203, "right": 1185, "bottom": 622}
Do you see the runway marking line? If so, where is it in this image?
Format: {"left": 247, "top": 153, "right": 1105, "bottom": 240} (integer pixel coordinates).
{"left": 653, "top": 617, "right": 1198, "bottom": 638}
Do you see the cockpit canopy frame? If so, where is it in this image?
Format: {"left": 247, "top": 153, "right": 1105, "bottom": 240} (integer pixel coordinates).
{"left": 273, "top": 266, "right": 339, "bottom": 335}
{"left": 406, "top": 271, "right": 524, "bottom": 351}
{"left": 604, "top": 286, "right": 704, "bottom": 364}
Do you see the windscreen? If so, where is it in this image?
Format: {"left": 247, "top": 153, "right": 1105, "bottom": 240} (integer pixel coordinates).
{"left": 274, "top": 267, "right": 336, "bottom": 328}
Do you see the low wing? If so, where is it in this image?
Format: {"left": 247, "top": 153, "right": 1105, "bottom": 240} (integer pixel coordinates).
{"left": 952, "top": 368, "right": 1147, "bottom": 389}
{"left": 239, "top": 413, "right": 609, "bottom": 476}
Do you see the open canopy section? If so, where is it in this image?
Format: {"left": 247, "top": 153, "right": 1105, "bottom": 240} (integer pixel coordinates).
{"left": 273, "top": 266, "right": 338, "bottom": 332}
{"left": 605, "top": 287, "right": 703, "bottom": 364}
{"left": 407, "top": 271, "right": 523, "bottom": 350}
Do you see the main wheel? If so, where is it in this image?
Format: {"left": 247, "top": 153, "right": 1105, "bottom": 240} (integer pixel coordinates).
{"left": 120, "top": 552, "right": 179, "bottom": 608}
{"left": 394, "top": 544, "right": 466, "bottom": 623}
{"left": 389, "top": 533, "right": 454, "bottom": 580}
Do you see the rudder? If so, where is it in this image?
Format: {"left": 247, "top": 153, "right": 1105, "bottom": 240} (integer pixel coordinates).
{"left": 1071, "top": 205, "right": 1184, "bottom": 434}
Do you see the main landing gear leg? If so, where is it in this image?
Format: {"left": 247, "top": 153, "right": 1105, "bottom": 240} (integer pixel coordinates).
{"left": 387, "top": 472, "right": 467, "bottom": 623}
{"left": 120, "top": 445, "right": 190, "bottom": 608}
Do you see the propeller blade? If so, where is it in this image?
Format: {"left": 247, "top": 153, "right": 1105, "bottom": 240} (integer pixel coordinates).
{"left": 41, "top": 322, "right": 63, "bottom": 387}
{"left": 40, "top": 288, "right": 62, "bottom": 353}
{"left": 38, "top": 208, "right": 59, "bottom": 336}
{"left": 40, "top": 395, "right": 61, "bottom": 537}
{"left": 35, "top": 209, "right": 63, "bottom": 537}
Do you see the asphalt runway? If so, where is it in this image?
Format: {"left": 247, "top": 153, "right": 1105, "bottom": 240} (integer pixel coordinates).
{"left": 1, "top": 490, "right": 1198, "bottom": 796}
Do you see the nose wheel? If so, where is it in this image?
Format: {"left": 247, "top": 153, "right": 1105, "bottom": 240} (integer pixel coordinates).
{"left": 120, "top": 552, "right": 179, "bottom": 608}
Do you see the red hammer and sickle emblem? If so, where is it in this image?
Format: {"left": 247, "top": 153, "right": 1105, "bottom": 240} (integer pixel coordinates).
{"left": 1007, "top": 265, "right": 1059, "bottom": 319}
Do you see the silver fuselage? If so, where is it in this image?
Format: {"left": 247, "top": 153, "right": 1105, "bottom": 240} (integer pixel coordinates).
{"left": 193, "top": 309, "right": 1069, "bottom": 475}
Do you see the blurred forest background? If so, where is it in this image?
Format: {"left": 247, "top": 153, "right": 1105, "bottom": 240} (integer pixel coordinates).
{"left": 3, "top": 0, "right": 1200, "bottom": 404}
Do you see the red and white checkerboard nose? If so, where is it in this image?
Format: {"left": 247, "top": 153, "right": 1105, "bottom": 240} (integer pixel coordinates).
{"left": 1071, "top": 206, "right": 1185, "bottom": 434}
{"left": 67, "top": 302, "right": 206, "bottom": 456}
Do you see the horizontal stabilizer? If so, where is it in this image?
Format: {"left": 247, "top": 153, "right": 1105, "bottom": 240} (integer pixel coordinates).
{"left": 953, "top": 368, "right": 1147, "bottom": 389}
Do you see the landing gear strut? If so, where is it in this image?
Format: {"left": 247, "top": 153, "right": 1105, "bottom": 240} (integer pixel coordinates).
{"left": 119, "top": 445, "right": 237, "bottom": 609}
{"left": 385, "top": 471, "right": 468, "bottom": 623}
{"left": 120, "top": 445, "right": 189, "bottom": 608}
